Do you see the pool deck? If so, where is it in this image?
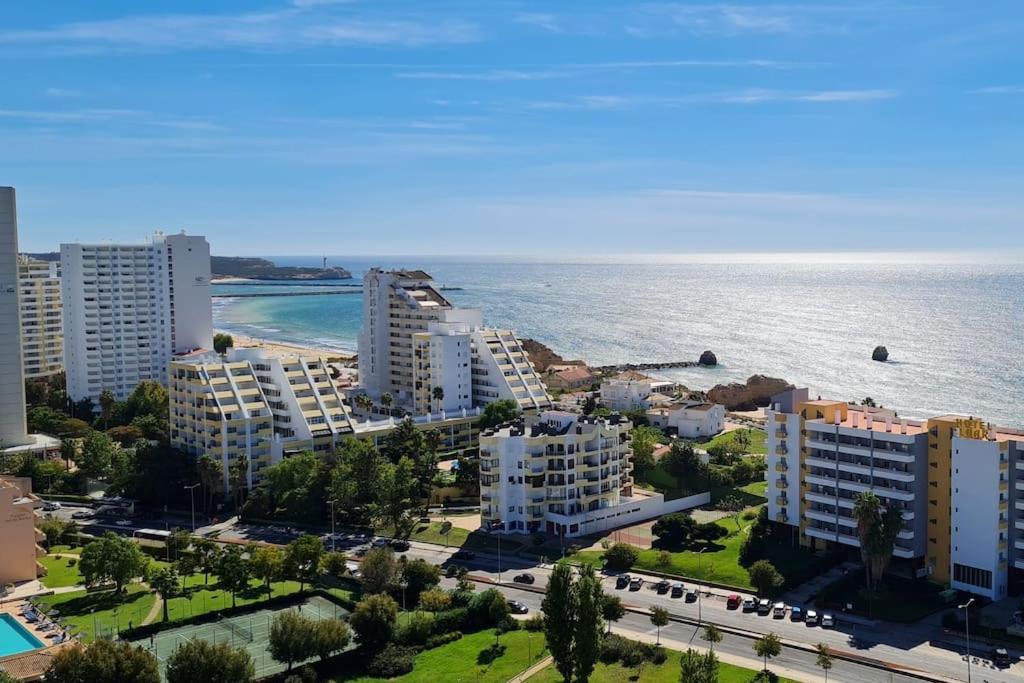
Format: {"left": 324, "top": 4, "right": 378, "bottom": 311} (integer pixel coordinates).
{"left": 0, "top": 601, "right": 74, "bottom": 681}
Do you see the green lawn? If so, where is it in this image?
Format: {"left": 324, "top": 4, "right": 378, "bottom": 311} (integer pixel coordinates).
{"left": 705, "top": 429, "right": 767, "bottom": 455}
{"left": 528, "top": 650, "right": 798, "bottom": 683}
{"left": 34, "top": 585, "right": 157, "bottom": 641}
{"left": 333, "top": 628, "right": 548, "bottom": 682}
{"left": 159, "top": 572, "right": 304, "bottom": 622}
{"left": 48, "top": 545, "right": 82, "bottom": 555}
{"left": 39, "top": 554, "right": 84, "bottom": 588}
{"left": 403, "top": 520, "right": 523, "bottom": 554}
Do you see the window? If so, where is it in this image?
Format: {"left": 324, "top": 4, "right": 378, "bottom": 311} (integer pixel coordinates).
{"left": 953, "top": 563, "right": 992, "bottom": 590}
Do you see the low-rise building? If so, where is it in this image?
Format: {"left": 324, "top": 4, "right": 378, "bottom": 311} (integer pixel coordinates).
{"left": 766, "top": 387, "right": 1024, "bottom": 601}
{"left": 646, "top": 402, "right": 726, "bottom": 438}
{"left": 0, "top": 476, "right": 46, "bottom": 586}
{"left": 600, "top": 377, "right": 676, "bottom": 411}
{"left": 543, "top": 365, "right": 596, "bottom": 391}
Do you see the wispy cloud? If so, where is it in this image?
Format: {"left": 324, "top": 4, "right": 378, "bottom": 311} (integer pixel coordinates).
{"left": 970, "top": 85, "right": 1024, "bottom": 94}
{"left": 394, "top": 59, "right": 810, "bottom": 81}
{"left": 514, "top": 13, "right": 562, "bottom": 34}
{"left": 796, "top": 89, "right": 899, "bottom": 102}
{"left": 44, "top": 87, "right": 80, "bottom": 98}
{"left": 0, "top": 108, "right": 223, "bottom": 131}
{"left": 396, "top": 69, "right": 563, "bottom": 81}
{"left": 627, "top": 3, "right": 893, "bottom": 37}
{"left": 528, "top": 88, "right": 899, "bottom": 110}
{"left": 0, "top": 8, "right": 483, "bottom": 54}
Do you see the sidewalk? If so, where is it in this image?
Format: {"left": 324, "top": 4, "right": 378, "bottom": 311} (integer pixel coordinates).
{"left": 507, "top": 655, "right": 553, "bottom": 683}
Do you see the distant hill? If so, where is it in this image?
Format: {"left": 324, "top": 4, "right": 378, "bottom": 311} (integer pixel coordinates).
{"left": 212, "top": 256, "right": 352, "bottom": 281}
{"left": 21, "top": 252, "right": 60, "bottom": 262}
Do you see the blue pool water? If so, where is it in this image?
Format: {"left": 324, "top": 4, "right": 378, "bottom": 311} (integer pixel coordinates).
{"left": 0, "top": 613, "right": 44, "bottom": 657}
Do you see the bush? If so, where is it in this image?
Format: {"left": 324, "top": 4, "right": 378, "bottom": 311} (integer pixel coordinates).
{"left": 599, "top": 634, "right": 632, "bottom": 664}
{"left": 430, "top": 607, "right": 468, "bottom": 635}
{"left": 649, "top": 645, "right": 668, "bottom": 665}
{"left": 467, "top": 589, "right": 510, "bottom": 629}
{"left": 742, "top": 509, "right": 757, "bottom": 520}
{"left": 395, "top": 612, "right": 433, "bottom": 646}
{"left": 367, "top": 644, "right": 417, "bottom": 678}
{"left": 522, "top": 614, "right": 544, "bottom": 632}
{"left": 424, "top": 631, "right": 462, "bottom": 650}
{"left": 603, "top": 543, "right": 639, "bottom": 570}
{"left": 942, "top": 611, "right": 962, "bottom": 629}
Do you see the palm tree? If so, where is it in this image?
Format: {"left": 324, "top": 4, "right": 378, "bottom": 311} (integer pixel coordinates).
{"left": 753, "top": 632, "right": 781, "bottom": 674}
{"left": 431, "top": 386, "right": 444, "bottom": 412}
{"left": 59, "top": 439, "right": 75, "bottom": 472}
{"left": 355, "top": 394, "right": 373, "bottom": 415}
{"left": 703, "top": 623, "right": 722, "bottom": 653}
{"left": 816, "top": 643, "right": 834, "bottom": 682}
{"left": 228, "top": 454, "right": 249, "bottom": 512}
{"left": 98, "top": 389, "right": 115, "bottom": 429}
{"left": 380, "top": 392, "right": 394, "bottom": 414}
{"left": 197, "top": 455, "right": 222, "bottom": 514}
{"left": 852, "top": 491, "right": 904, "bottom": 592}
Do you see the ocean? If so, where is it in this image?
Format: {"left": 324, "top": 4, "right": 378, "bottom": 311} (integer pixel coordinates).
{"left": 213, "top": 254, "right": 1024, "bottom": 428}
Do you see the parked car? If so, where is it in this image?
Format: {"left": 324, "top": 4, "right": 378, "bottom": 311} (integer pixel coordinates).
{"left": 71, "top": 510, "right": 93, "bottom": 520}
{"left": 790, "top": 605, "right": 804, "bottom": 621}
{"left": 773, "top": 602, "right": 786, "bottom": 618}
{"left": 507, "top": 600, "right": 529, "bottom": 615}
{"left": 821, "top": 613, "right": 835, "bottom": 628}
{"left": 371, "top": 538, "right": 389, "bottom": 548}
{"left": 513, "top": 573, "right": 535, "bottom": 585}
{"left": 389, "top": 539, "right": 410, "bottom": 551}
{"left": 671, "top": 582, "right": 685, "bottom": 598}
{"left": 42, "top": 501, "right": 61, "bottom": 511}
{"left": 742, "top": 597, "right": 757, "bottom": 612}
{"left": 805, "top": 609, "right": 819, "bottom": 626}
{"left": 686, "top": 588, "right": 699, "bottom": 603}
{"left": 452, "top": 549, "right": 475, "bottom": 560}
{"left": 757, "top": 598, "right": 771, "bottom": 615}
{"left": 655, "top": 580, "right": 671, "bottom": 594}
{"left": 727, "top": 594, "right": 742, "bottom": 610}
{"left": 992, "top": 647, "right": 1011, "bottom": 668}
{"left": 114, "top": 519, "right": 133, "bottom": 527}
{"left": 629, "top": 577, "right": 643, "bottom": 591}
{"left": 616, "top": 574, "right": 631, "bottom": 589}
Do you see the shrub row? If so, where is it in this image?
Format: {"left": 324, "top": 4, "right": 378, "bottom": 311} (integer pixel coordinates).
{"left": 599, "top": 634, "right": 667, "bottom": 667}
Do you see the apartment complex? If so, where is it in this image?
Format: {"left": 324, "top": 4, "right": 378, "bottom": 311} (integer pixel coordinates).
{"left": 0, "top": 188, "right": 31, "bottom": 449}
{"left": 61, "top": 231, "right": 212, "bottom": 405}
{"left": 766, "top": 387, "right": 1024, "bottom": 600}
{"left": 479, "top": 411, "right": 640, "bottom": 537}
{"left": 170, "top": 348, "right": 356, "bottom": 492}
{"left": 647, "top": 402, "right": 726, "bottom": 438}
{"left": 0, "top": 477, "right": 46, "bottom": 586}
{"left": 358, "top": 269, "right": 551, "bottom": 414}
{"left": 18, "top": 256, "right": 62, "bottom": 379}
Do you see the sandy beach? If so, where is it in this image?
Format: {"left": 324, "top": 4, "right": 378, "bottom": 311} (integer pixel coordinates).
{"left": 222, "top": 331, "right": 356, "bottom": 362}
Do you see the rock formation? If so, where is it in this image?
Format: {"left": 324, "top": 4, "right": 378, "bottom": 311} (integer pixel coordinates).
{"left": 872, "top": 345, "right": 889, "bottom": 362}
{"left": 698, "top": 350, "right": 718, "bottom": 366}
{"left": 521, "top": 338, "right": 586, "bottom": 373}
{"left": 708, "top": 375, "right": 794, "bottom": 411}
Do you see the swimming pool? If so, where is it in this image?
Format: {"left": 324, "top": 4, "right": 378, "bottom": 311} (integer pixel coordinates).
{"left": 0, "top": 613, "right": 45, "bottom": 658}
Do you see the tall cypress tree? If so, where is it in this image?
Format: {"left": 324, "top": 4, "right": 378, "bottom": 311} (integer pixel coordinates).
{"left": 573, "top": 564, "right": 604, "bottom": 683}
{"left": 542, "top": 563, "right": 577, "bottom": 683}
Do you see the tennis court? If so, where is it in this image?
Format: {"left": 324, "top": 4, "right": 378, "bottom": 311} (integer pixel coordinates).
{"left": 128, "top": 595, "right": 349, "bottom": 679}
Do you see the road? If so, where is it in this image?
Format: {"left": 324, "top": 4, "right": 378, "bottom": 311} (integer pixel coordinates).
{"left": 46, "top": 509, "right": 1021, "bottom": 683}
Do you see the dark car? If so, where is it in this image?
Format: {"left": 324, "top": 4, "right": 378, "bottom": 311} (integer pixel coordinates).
{"left": 513, "top": 573, "right": 535, "bottom": 585}
{"left": 993, "top": 648, "right": 1010, "bottom": 668}
{"left": 670, "top": 582, "right": 684, "bottom": 598}
{"left": 615, "top": 574, "right": 631, "bottom": 589}
{"left": 655, "top": 580, "right": 671, "bottom": 594}
{"left": 790, "top": 605, "right": 804, "bottom": 622}
{"left": 390, "top": 539, "right": 411, "bottom": 551}
{"left": 685, "top": 588, "right": 699, "bottom": 603}
{"left": 452, "top": 549, "right": 475, "bottom": 560}
{"left": 507, "top": 600, "right": 529, "bottom": 615}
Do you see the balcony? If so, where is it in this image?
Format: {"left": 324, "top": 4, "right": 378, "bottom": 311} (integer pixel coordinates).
{"left": 775, "top": 428, "right": 787, "bottom": 438}
{"left": 775, "top": 445, "right": 788, "bottom": 456}
{"left": 775, "top": 512, "right": 789, "bottom": 523}
{"left": 775, "top": 479, "right": 788, "bottom": 489}
{"left": 774, "top": 461, "right": 788, "bottom": 473}
{"left": 775, "top": 495, "right": 788, "bottom": 506}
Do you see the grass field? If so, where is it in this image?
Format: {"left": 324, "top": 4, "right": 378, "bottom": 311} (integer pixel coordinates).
{"left": 527, "top": 648, "right": 797, "bottom": 683}
{"left": 39, "top": 554, "right": 84, "bottom": 588}
{"left": 160, "top": 573, "right": 305, "bottom": 622}
{"left": 706, "top": 429, "right": 767, "bottom": 455}
{"left": 48, "top": 545, "right": 82, "bottom": 555}
{"left": 333, "top": 628, "right": 548, "bottom": 683}
{"left": 34, "top": 584, "right": 157, "bottom": 640}
{"left": 404, "top": 520, "right": 523, "bottom": 554}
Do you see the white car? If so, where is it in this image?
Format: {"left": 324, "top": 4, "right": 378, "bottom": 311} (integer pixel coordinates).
{"left": 742, "top": 597, "right": 757, "bottom": 612}
{"left": 42, "top": 501, "right": 61, "bottom": 511}
{"left": 772, "top": 602, "right": 786, "bottom": 618}
{"left": 821, "top": 613, "right": 835, "bottom": 628}
{"left": 805, "top": 609, "right": 819, "bottom": 625}
{"left": 114, "top": 519, "right": 133, "bottom": 527}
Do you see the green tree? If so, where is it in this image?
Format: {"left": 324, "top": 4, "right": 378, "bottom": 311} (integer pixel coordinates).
{"left": 380, "top": 392, "right": 394, "bottom": 412}
{"left": 753, "top": 632, "right": 782, "bottom": 674}
{"left": 573, "top": 564, "right": 604, "bottom": 683}
{"left": 330, "top": 439, "right": 383, "bottom": 527}
{"left": 542, "top": 563, "right": 577, "bottom": 683}
{"left": 652, "top": 513, "right": 697, "bottom": 547}
{"left": 106, "top": 425, "right": 144, "bottom": 447}
{"left": 380, "top": 418, "right": 439, "bottom": 512}
{"left": 149, "top": 567, "right": 180, "bottom": 622}
{"left": 268, "top": 611, "right": 315, "bottom": 671}
{"left": 679, "top": 648, "right": 718, "bottom": 683}
{"left": 747, "top": 559, "right": 784, "bottom": 598}
{"left": 852, "top": 491, "right": 903, "bottom": 592}
{"left": 350, "top": 594, "right": 398, "bottom": 652}
{"left": 360, "top": 547, "right": 398, "bottom": 595}
{"left": 38, "top": 517, "right": 70, "bottom": 546}
{"left": 47, "top": 639, "right": 160, "bottom": 683}
{"left": 630, "top": 426, "right": 662, "bottom": 473}
{"left": 193, "top": 538, "right": 220, "bottom": 585}
{"left": 216, "top": 546, "right": 251, "bottom": 608}
{"left": 229, "top": 453, "right": 249, "bottom": 512}
{"left": 213, "top": 333, "right": 234, "bottom": 355}
{"left": 418, "top": 588, "right": 451, "bottom": 612}
{"left": 377, "top": 456, "right": 417, "bottom": 538}
{"left": 197, "top": 454, "right": 222, "bottom": 513}
{"left": 312, "top": 618, "right": 351, "bottom": 662}
{"left": 703, "top": 623, "right": 722, "bottom": 653}
{"left": 431, "top": 385, "right": 444, "bottom": 412}
{"left": 478, "top": 398, "right": 520, "bottom": 429}
{"left": 400, "top": 558, "right": 440, "bottom": 603}
{"left": 98, "top": 389, "right": 116, "bottom": 430}
{"left": 601, "top": 594, "right": 625, "bottom": 634}
{"left": 816, "top": 643, "right": 835, "bottom": 682}
{"left": 321, "top": 551, "right": 347, "bottom": 578}
{"left": 165, "top": 639, "right": 254, "bottom": 683}
{"left": 603, "top": 542, "right": 639, "bottom": 570}
{"left": 650, "top": 606, "right": 669, "bottom": 645}
{"left": 165, "top": 528, "right": 191, "bottom": 561}
{"left": 79, "top": 532, "right": 147, "bottom": 592}
{"left": 284, "top": 535, "right": 323, "bottom": 592}
{"left": 78, "top": 431, "right": 116, "bottom": 479}
{"left": 250, "top": 545, "right": 283, "bottom": 595}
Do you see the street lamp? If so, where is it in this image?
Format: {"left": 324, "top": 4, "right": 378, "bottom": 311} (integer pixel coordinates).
{"left": 328, "top": 499, "right": 337, "bottom": 552}
{"left": 958, "top": 597, "right": 975, "bottom": 683}
{"left": 183, "top": 483, "right": 200, "bottom": 532}
{"left": 697, "top": 547, "right": 707, "bottom": 624}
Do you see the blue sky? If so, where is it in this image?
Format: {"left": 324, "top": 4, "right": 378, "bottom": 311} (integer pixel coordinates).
{"left": 2, "top": 1, "right": 1023, "bottom": 256}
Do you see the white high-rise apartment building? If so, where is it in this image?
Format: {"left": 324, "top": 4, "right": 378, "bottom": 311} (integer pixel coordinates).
{"left": 358, "top": 269, "right": 551, "bottom": 414}
{"left": 0, "top": 188, "right": 30, "bottom": 448}
{"left": 18, "top": 256, "right": 63, "bottom": 379}
{"left": 61, "top": 231, "right": 212, "bottom": 404}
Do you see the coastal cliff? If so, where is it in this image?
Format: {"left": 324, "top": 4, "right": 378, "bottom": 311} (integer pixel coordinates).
{"left": 212, "top": 256, "right": 352, "bottom": 281}
{"left": 708, "top": 375, "right": 794, "bottom": 411}
{"left": 521, "top": 339, "right": 586, "bottom": 372}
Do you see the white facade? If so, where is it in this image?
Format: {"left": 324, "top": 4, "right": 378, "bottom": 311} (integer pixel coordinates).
{"left": 647, "top": 402, "right": 725, "bottom": 438}
{"left": 18, "top": 257, "right": 63, "bottom": 378}
{"left": 600, "top": 378, "right": 675, "bottom": 411}
{"left": 62, "top": 231, "right": 212, "bottom": 404}
{"left": 950, "top": 436, "right": 1011, "bottom": 600}
{"left": 0, "top": 188, "right": 30, "bottom": 447}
